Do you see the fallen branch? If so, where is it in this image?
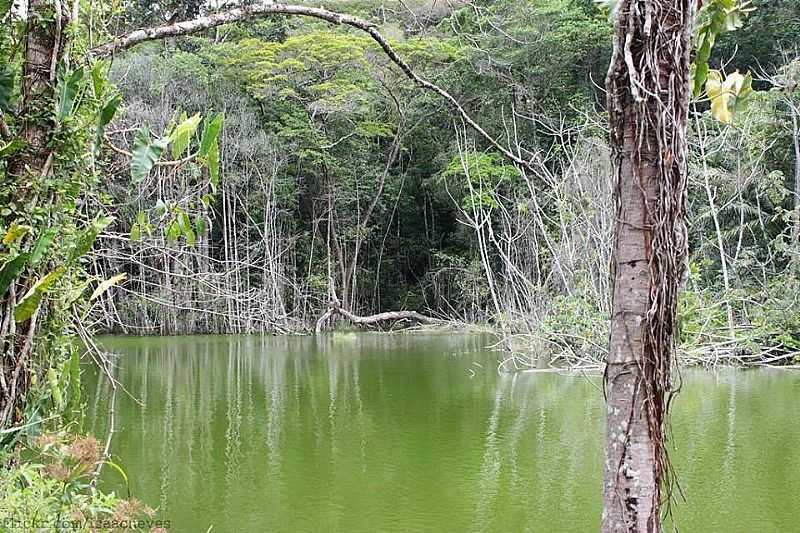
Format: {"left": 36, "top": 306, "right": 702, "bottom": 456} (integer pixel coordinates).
{"left": 315, "top": 303, "right": 446, "bottom": 333}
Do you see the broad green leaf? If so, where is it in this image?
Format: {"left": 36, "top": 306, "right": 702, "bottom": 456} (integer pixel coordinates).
{"left": 14, "top": 267, "right": 65, "bottom": 322}
{"left": 707, "top": 70, "right": 753, "bottom": 124}
{"left": 48, "top": 367, "right": 63, "bottom": 409}
{"left": 90, "top": 272, "right": 127, "bottom": 301}
{"left": 2, "top": 222, "right": 31, "bottom": 244}
{"left": 170, "top": 112, "right": 202, "bottom": 159}
{"left": 69, "top": 215, "right": 113, "bottom": 262}
{"left": 0, "top": 139, "right": 25, "bottom": 158}
{"left": 95, "top": 95, "right": 121, "bottom": 150}
{"left": 195, "top": 215, "right": 207, "bottom": 236}
{"left": 131, "top": 127, "right": 168, "bottom": 182}
{"left": 0, "top": 253, "right": 29, "bottom": 296}
{"left": 166, "top": 220, "right": 181, "bottom": 243}
{"left": 90, "top": 61, "right": 108, "bottom": 98}
{"left": 30, "top": 227, "right": 57, "bottom": 265}
{"left": 57, "top": 66, "right": 85, "bottom": 121}
{"left": 178, "top": 211, "right": 196, "bottom": 245}
{"left": 199, "top": 113, "right": 223, "bottom": 156}
{"left": 208, "top": 139, "right": 220, "bottom": 191}
{"left": 130, "top": 223, "right": 141, "bottom": 241}
{"left": 0, "top": 66, "right": 13, "bottom": 112}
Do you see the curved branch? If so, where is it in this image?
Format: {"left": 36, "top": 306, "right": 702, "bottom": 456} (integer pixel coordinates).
{"left": 91, "top": 2, "right": 535, "bottom": 170}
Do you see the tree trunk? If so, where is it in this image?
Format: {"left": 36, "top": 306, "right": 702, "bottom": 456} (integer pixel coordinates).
{"left": 0, "top": 0, "right": 66, "bottom": 427}
{"left": 603, "top": 1, "right": 694, "bottom": 531}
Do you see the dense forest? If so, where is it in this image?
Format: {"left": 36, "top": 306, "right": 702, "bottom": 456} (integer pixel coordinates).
{"left": 92, "top": 0, "right": 800, "bottom": 368}
{"left": 0, "top": 0, "right": 798, "bottom": 531}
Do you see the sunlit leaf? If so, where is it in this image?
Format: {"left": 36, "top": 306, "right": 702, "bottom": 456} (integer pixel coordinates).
{"left": 2, "top": 222, "right": 31, "bottom": 244}
{"left": 90, "top": 272, "right": 127, "bottom": 301}
{"left": 199, "top": 113, "right": 223, "bottom": 157}
{"left": 170, "top": 112, "right": 202, "bottom": 159}
{"left": 14, "top": 267, "right": 66, "bottom": 322}
{"left": 707, "top": 70, "right": 753, "bottom": 124}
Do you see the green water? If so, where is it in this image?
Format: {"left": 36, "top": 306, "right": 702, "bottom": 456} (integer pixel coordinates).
{"left": 84, "top": 334, "right": 800, "bottom": 533}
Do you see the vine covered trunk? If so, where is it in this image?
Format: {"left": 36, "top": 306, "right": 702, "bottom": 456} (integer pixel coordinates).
{"left": 603, "top": 1, "right": 694, "bottom": 531}
{"left": 1, "top": 0, "right": 65, "bottom": 427}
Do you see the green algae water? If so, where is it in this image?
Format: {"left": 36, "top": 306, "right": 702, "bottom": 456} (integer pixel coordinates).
{"left": 84, "top": 334, "right": 800, "bottom": 532}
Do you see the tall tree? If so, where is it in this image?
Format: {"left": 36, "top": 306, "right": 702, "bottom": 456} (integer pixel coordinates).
{"left": 602, "top": 1, "right": 694, "bottom": 530}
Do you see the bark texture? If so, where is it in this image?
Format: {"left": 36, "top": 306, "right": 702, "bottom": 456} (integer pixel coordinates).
{"left": 603, "top": 1, "right": 694, "bottom": 531}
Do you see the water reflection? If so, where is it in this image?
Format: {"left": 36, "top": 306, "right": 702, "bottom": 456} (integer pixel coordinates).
{"left": 85, "top": 335, "right": 800, "bottom": 533}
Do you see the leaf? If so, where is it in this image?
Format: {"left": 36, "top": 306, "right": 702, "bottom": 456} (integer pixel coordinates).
{"left": 57, "top": 66, "right": 85, "bottom": 121}
{"left": 30, "top": 227, "right": 58, "bottom": 265}
{"left": 95, "top": 95, "right": 121, "bottom": 150}
{"left": 90, "top": 60, "right": 108, "bottom": 98}
{"left": 0, "top": 139, "right": 25, "bottom": 158}
{"left": 14, "top": 267, "right": 66, "bottom": 322}
{"left": 0, "top": 66, "right": 14, "bottom": 112}
{"left": 0, "top": 0, "right": 11, "bottom": 18}
{"left": 2, "top": 222, "right": 31, "bottom": 244}
{"left": 707, "top": 70, "right": 753, "bottom": 124}
{"left": 170, "top": 112, "right": 202, "bottom": 159}
{"left": 178, "top": 212, "right": 196, "bottom": 245}
{"left": 102, "top": 460, "right": 130, "bottom": 491}
{"left": 90, "top": 272, "right": 127, "bottom": 301}
{"left": 208, "top": 139, "right": 220, "bottom": 191}
{"left": 0, "top": 253, "right": 29, "bottom": 296}
{"left": 131, "top": 127, "right": 168, "bottom": 183}
{"left": 195, "top": 215, "right": 207, "bottom": 236}
{"left": 130, "top": 223, "right": 141, "bottom": 241}
{"left": 68, "top": 349, "right": 81, "bottom": 407}
{"left": 199, "top": 113, "right": 223, "bottom": 156}
{"left": 66, "top": 280, "right": 90, "bottom": 304}
{"left": 48, "top": 367, "right": 63, "bottom": 410}
{"left": 166, "top": 220, "right": 181, "bottom": 243}
{"left": 69, "top": 215, "right": 113, "bottom": 262}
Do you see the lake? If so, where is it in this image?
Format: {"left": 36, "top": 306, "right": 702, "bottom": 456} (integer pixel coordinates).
{"left": 85, "top": 334, "right": 800, "bottom": 532}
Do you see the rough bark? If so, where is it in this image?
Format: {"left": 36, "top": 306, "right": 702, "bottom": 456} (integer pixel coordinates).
{"left": 603, "top": 1, "right": 694, "bottom": 531}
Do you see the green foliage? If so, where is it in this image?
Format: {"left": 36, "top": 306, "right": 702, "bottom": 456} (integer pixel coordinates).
{"left": 130, "top": 126, "right": 168, "bottom": 182}
{"left": 14, "top": 267, "right": 66, "bottom": 322}
{"left": 0, "top": 65, "right": 13, "bottom": 112}
{"left": 0, "top": 433, "right": 165, "bottom": 532}
{"left": 58, "top": 67, "right": 86, "bottom": 121}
